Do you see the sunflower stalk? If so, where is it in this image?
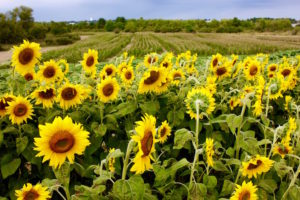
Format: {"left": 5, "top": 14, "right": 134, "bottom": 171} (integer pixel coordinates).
{"left": 122, "top": 139, "right": 134, "bottom": 180}
{"left": 53, "top": 163, "right": 71, "bottom": 200}
{"left": 265, "top": 84, "right": 276, "bottom": 117}
{"left": 282, "top": 154, "right": 300, "bottom": 200}
{"left": 235, "top": 98, "right": 247, "bottom": 159}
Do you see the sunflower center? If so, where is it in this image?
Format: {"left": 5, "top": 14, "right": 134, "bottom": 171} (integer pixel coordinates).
{"left": 281, "top": 69, "right": 291, "bottom": 77}
{"left": 0, "top": 97, "right": 13, "bottom": 110}
{"left": 147, "top": 57, "right": 156, "bottom": 64}
{"left": 38, "top": 88, "right": 55, "bottom": 99}
{"left": 212, "top": 58, "right": 218, "bottom": 67}
{"left": 141, "top": 130, "right": 153, "bottom": 157}
{"left": 43, "top": 66, "right": 55, "bottom": 78}
{"left": 13, "top": 103, "right": 27, "bottom": 117}
{"left": 268, "top": 73, "right": 274, "bottom": 78}
{"left": 18, "top": 48, "right": 34, "bottom": 65}
{"left": 102, "top": 84, "right": 114, "bottom": 96}
{"left": 61, "top": 87, "right": 77, "bottom": 100}
{"left": 270, "top": 66, "right": 276, "bottom": 71}
{"left": 144, "top": 71, "right": 159, "bottom": 85}
{"left": 239, "top": 190, "right": 250, "bottom": 200}
{"left": 249, "top": 66, "right": 258, "bottom": 76}
{"left": 125, "top": 71, "right": 132, "bottom": 80}
{"left": 24, "top": 73, "right": 34, "bottom": 81}
{"left": 278, "top": 146, "right": 289, "bottom": 154}
{"left": 216, "top": 67, "right": 227, "bottom": 76}
{"left": 247, "top": 159, "right": 262, "bottom": 170}
{"left": 232, "top": 59, "right": 237, "bottom": 66}
{"left": 86, "top": 56, "right": 94, "bottom": 67}
{"left": 160, "top": 127, "right": 167, "bottom": 138}
{"left": 105, "top": 68, "right": 113, "bottom": 76}
{"left": 24, "top": 189, "right": 39, "bottom": 200}
{"left": 230, "top": 100, "right": 234, "bottom": 107}
{"left": 162, "top": 62, "right": 169, "bottom": 68}
{"left": 49, "top": 130, "right": 75, "bottom": 153}
{"left": 173, "top": 73, "right": 182, "bottom": 80}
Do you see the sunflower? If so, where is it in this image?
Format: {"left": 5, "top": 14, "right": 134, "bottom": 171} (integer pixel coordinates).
{"left": 138, "top": 67, "right": 167, "bottom": 94}
{"left": 284, "top": 95, "right": 293, "bottom": 111}
{"left": 252, "top": 77, "right": 265, "bottom": 116}
{"left": 34, "top": 116, "right": 90, "bottom": 168}
{"left": 97, "top": 77, "right": 120, "bottom": 103}
{"left": 12, "top": 40, "right": 41, "bottom": 75}
{"left": 81, "top": 49, "right": 99, "bottom": 74}
{"left": 267, "top": 64, "right": 278, "bottom": 73}
{"left": 102, "top": 64, "right": 117, "bottom": 77}
{"left": 15, "top": 183, "right": 50, "bottom": 200}
{"left": 205, "top": 138, "right": 214, "bottom": 167}
{"left": 158, "top": 121, "right": 171, "bottom": 143}
{"left": 57, "top": 83, "right": 83, "bottom": 110}
{"left": 144, "top": 53, "right": 158, "bottom": 67}
{"left": 214, "top": 64, "right": 231, "bottom": 80}
{"left": 231, "top": 54, "right": 239, "bottom": 66}
{"left": 185, "top": 88, "right": 215, "bottom": 119}
{"left": 108, "top": 148, "right": 116, "bottom": 173}
{"left": 282, "top": 117, "right": 297, "bottom": 144}
{"left": 230, "top": 181, "right": 258, "bottom": 200}
{"left": 22, "top": 71, "right": 36, "bottom": 81}
{"left": 267, "top": 72, "right": 275, "bottom": 79}
{"left": 156, "top": 77, "right": 170, "bottom": 94}
{"left": 130, "top": 114, "right": 156, "bottom": 174}
{"left": 244, "top": 60, "right": 261, "bottom": 81}
{"left": 57, "top": 59, "right": 69, "bottom": 75}
{"left": 266, "top": 74, "right": 284, "bottom": 100}
{"left": 37, "top": 60, "right": 63, "bottom": 84}
{"left": 241, "top": 155, "right": 274, "bottom": 178}
{"left": 210, "top": 53, "right": 223, "bottom": 69}
{"left": 117, "top": 62, "right": 128, "bottom": 74}
{"left": 273, "top": 143, "right": 293, "bottom": 158}
{"left": 121, "top": 66, "right": 134, "bottom": 86}
{"left": 160, "top": 59, "right": 172, "bottom": 71}
{"left": 6, "top": 96, "right": 33, "bottom": 125}
{"left": 206, "top": 76, "right": 217, "bottom": 95}
{"left": 31, "top": 86, "right": 56, "bottom": 108}
{"left": 0, "top": 94, "right": 16, "bottom": 117}
{"left": 171, "top": 69, "right": 185, "bottom": 86}
{"left": 279, "top": 63, "right": 295, "bottom": 80}
{"left": 232, "top": 62, "right": 242, "bottom": 77}
{"left": 229, "top": 96, "right": 240, "bottom": 110}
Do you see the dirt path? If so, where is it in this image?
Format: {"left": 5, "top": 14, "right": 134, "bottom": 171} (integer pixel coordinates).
{"left": 0, "top": 35, "right": 89, "bottom": 64}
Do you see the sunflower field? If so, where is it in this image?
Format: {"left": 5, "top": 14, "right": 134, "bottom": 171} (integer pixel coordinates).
{"left": 0, "top": 40, "right": 300, "bottom": 200}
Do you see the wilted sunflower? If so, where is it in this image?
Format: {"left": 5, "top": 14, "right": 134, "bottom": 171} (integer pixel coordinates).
{"left": 158, "top": 121, "right": 171, "bottom": 143}
{"left": 31, "top": 86, "right": 56, "bottom": 108}
{"left": 34, "top": 116, "right": 90, "bottom": 168}
{"left": 241, "top": 155, "right": 274, "bottom": 178}
{"left": 0, "top": 94, "right": 16, "bottom": 117}
{"left": 15, "top": 183, "right": 50, "bottom": 200}
{"left": 57, "top": 83, "right": 83, "bottom": 109}
{"left": 81, "top": 49, "right": 99, "bottom": 74}
{"left": 144, "top": 53, "right": 158, "bottom": 67}
{"left": 205, "top": 138, "right": 214, "bottom": 167}
{"left": 57, "top": 59, "right": 69, "bottom": 75}
{"left": 12, "top": 40, "right": 41, "bottom": 75}
{"left": 6, "top": 96, "right": 33, "bottom": 125}
{"left": 230, "top": 181, "right": 258, "bottom": 200}
{"left": 171, "top": 69, "right": 185, "bottom": 86}
{"left": 244, "top": 60, "right": 261, "bottom": 81}
{"left": 266, "top": 74, "right": 284, "bottom": 100}
{"left": 97, "top": 77, "right": 120, "bottom": 103}
{"left": 121, "top": 66, "right": 135, "bottom": 86}
{"left": 138, "top": 67, "right": 167, "bottom": 94}
{"left": 131, "top": 114, "right": 156, "bottom": 174}
{"left": 185, "top": 88, "right": 215, "bottom": 119}
{"left": 102, "top": 64, "right": 117, "bottom": 77}
{"left": 37, "top": 60, "right": 63, "bottom": 84}
{"left": 273, "top": 143, "right": 293, "bottom": 158}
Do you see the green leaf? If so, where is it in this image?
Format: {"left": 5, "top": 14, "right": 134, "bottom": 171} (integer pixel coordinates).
{"left": 16, "top": 136, "right": 28, "bottom": 155}
{"left": 41, "top": 179, "right": 60, "bottom": 192}
{"left": 258, "top": 179, "right": 277, "bottom": 193}
{"left": 212, "top": 161, "right": 229, "bottom": 172}
{"left": 274, "top": 159, "right": 292, "bottom": 179}
{"left": 140, "top": 101, "right": 160, "bottom": 115}
{"left": 226, "top": 114, "right": 241, "bottom": 134}
{"left": 203, "top": 175, "right": 217, "bottom": 189}
{"left": 112, "top": 175, "right": 145, "bottom": 199}
{"left": 256, "top": 139, "right": 271, "bottom": 146}
{"left": 220, "top": 180, "right": 235, "bottom": 197}
{"left": 190, "top": 183, "right": 207, "bottom": 199}
{"left": 107, "top": 149, "right": 124, "bottom": 160}
{"left": 113, "top": 101, "right": 137, "bottom": 118}
{"left": 173, "top": 129, "right": 193, "bottom": 149}
{"left": 1, "top": 158, "right": 21, "bottom": 179}
{"left": 287, "top": 186, "right": 300, "bottom": 200}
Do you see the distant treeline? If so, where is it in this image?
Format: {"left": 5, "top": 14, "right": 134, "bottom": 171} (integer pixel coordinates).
{"left": 0, "top": 6, "right": 299, "bottom": 45}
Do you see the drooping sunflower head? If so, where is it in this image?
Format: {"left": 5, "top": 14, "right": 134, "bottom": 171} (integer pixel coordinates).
{"left": 244, "top": 60, "right": 261, "bottom": 81}
{"left": 158, "top": 121, "right": 171, "bottom": 143}
{"left": 31, "top": 86, "right": 56, "bottom": 108}
{"left": 138, "top": 67, "right": 167, "bottom": 94}
{"left": 231, "top": 54, "right": 239, "bottom": 66}
{"left": 241, "top": 155, "right": 274, "bottom": 179}
{"left": 185, "top": 88, "right": 215, "bottom": 119}
{"left": 37, "top": 60, "right": 63, "bottom": 84}
{"left": 131, "top": 114, "right": 156, "bottom": 174}
{"left": 23, "top": 71, "right": 36, "bottom": 82}
{"left": 57, "top": 59, "right": 69, "bottom": 74}
{"left": 15, "top": 183, "right": 51, "bottom": 200}
{"left": 267, "top": 74, "right": 284, "bottom": 100}
{"left": 205, "top": 138, "right": 214, "bottom": 167}
{"left": 12, "top": 40, "right": 41, "bottom": 75}
{"left": 121, "top": 66, "right": 135, "bottom": 86}
{"left": 102, "top": 64, "right": 117, "bottom": 77}
{"left": 171, "top": 69, "right": 185, "bottom": 86}
{"left": 81, "top": 49, "right": 99, "bottom": 73}
{"left": 230, "top": 181, "right": 258, "bottom": 200}
{"left": 34, "top": 116, "right": 90, "bottom": 168}
{"left": 6, "top": 96, "right": 33, "bottom": 125}
{"left": 0, "top": 94, "right": 16, "bottom": 117}
{"left": 97, "top": 77, "right": 120, "bottom": 103}
{"left": 272, "top": 143, "right": 293, "bottom": 158}
{"left": 144, "top": 53, "right": 159, "bottom": 67}
{"left": 57, "top": 83, "right": 83, "bottom": 110}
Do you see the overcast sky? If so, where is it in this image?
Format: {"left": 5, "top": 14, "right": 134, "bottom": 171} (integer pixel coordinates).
{"left": 0, "top": 0, "right": 299, "bottom": 21}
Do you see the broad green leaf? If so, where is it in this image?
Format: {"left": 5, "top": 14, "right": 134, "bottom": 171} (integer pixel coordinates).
{"left": 140, "top": 101, "right": 160, "bottom": 115}
{"left": 203, "top": 175, "right": 217, "bottom": 189}
{"left": 220, "top": 180, "right": 235, "bottom": 197}
{"left": 16, "top": 136, "right": 28, "bottom": 155}
{"left": 1, "top": 158, "right": 21, "bottom": 179}
{"left": 258, "top": 179, "right": 277, "bottom": 193}
{"left": 173, "top": 129, "right": 193, "bottom": 149}
{"left": 212, "top": 161, "right": 229, "bottom": 172}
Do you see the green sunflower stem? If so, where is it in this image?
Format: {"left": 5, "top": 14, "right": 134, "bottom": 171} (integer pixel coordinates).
{"left": 282, "top": 161, "right": 300, "bottom": 200}
{"left": 122, "top": 139, "right": 134, "bottom": 180}
{"left": 53, "top": 162, "right": 71, "bottom": 200}
{"left": 265, "top": 86, "right": 272, "bottom": 117}
{"left": 235, "top": 101, "right": 247, "bottom": 159}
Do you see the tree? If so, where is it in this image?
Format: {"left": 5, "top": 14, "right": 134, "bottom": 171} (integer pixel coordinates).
{"left": 97, "top": 18, "right": 106, "bottom": 29}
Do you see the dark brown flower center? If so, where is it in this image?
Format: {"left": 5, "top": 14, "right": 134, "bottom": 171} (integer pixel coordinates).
{"left": 24, "top": 189, "right": 39, "bottom": 200}
{"left": 249, "top": 65, "right": 258, "bottom": 76}
{"left": 212, "top": 58, "right": 218, "bottom": 67}
{"left": 278, "top": 146, "right": 289, "bottom": 154}
{"left": 49, "top": 130, "right": 75, "bottom": 153}
{"left": 173, "top": 73, "right": 182, "bottom": 80}
{"left": 43, "top": 66, "right": 55, "bottom": 78}
{"left": 141, "top": 130, "right": 153, "bottom": 157}
{"left": 270, "top": 66, "right": 276, "bottom": 71}
{"left": 281, "top": 69, "right": 291, "bottom": 77}
{"left": 125, "top": 71, "right": 132, "bottom": 80}
{"left": 162, "top": 62, "right": 169, "bottom": 68}
{"left": 230, "top": 100, "right": 234, "bottom": 107}
{"left": 147, "top": 57, "right": 156, "bottom": 64}
{"left": 144, "top": 71, "right": 159, "bottom": 85}
{"left": 61, "top": 87, "right": 77, "bottom": 100}
{"left": 13, "top": 103, "right": 27, "bottom": 117}
{"left": 216, "top": 66, "right": 227, "bottom": 76}
{"left": 38, "top": 88, "right": 55, "bottom": 99}
{"left": 18, "top": 48, "right": 34, "bottom": 65}
{"left": 160, "top": 127, "right": 167, "bottom": 138}
{"left": 268, "top": 73, "right": 274, "bottom": 78}
{"left": 24, "top": 73, "right": 34, "bottom": 81}
{"left": 102, "top": 84, "right": 114, "bottom": 96}
{"left": 239, "top": 190, "right": 250, "bottom": 200}
{"left": 105, "top": 68, "right": 113, "bottom": 76}
{"left": 86, "top": 56, "right": 94, "bottom": 67}
{"left": 247, "top": 159, "right": 262, "bottom": 170}
{"left": 0, "top": 97, "right": 13, "bottom": 110}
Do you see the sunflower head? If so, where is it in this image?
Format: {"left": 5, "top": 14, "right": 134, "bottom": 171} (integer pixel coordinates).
{"left": 230, "top": 181, "right": 258, "bottom": 200}
{"left": 267, "top": 64, "right": 278, "bottom": 73}
{"left": 0, "top": 94, "right": 16, "bottom": 117}
{"left": 15, "top": 183, "right": 51, "bottom": 200}
{"left": 267, "top": 74, "right": 284, "bottom": 100}
{"left": 57, "top": 83, "right": 84, "bottom": 110}
{"left": 171, "top": 69, "right": 185, "bottom": 86}
{"left": 284, "top": 95, "right": 293, "bottom": 111}
{"left": 57, "top": 59, "right": 69, "bottom": 74}
{"left": 138, "top": 67, "right": 167, "bottom": 94}
{"left": 102, "top": 64, "right": 117, "bottom": 77}
{"left": 160, "top": 59, "right": 172, "bottom": 71}
{"left": 214, "top": 62, "right": 231, "bottom": 80}
{"left": 210, "top": 53, "right": 223, "bottom": 69}
{"left": 97, "top": 77, "right": 120, "bottom": 103}
{"left": 241, "top": 155, "right": 274, "bottom": 178}
{"left": 144, "top": 53, "right": 158, "bottom": 67}
{"left": 273, "top": 143, "right": 293, "bottom": 158}
{"left": 158, "top": 121, "right": 171, "bottom": 143}
{"left": 37, "top": 60, "right": 63, "bottom": 84}
{"left": 244, "top": 60, "right": 261, "bottom": 81}
{"left": 205, "top": 138, "right": 214, "bottom": 167}
{"left": 6, "top": 96, "right": 33, "bottom": 125}
{"left": 121, "top": 66, "right": 135, "bottom": 86}
{"left": 31, "top": 86, "right": 56, "bottom": 108}
{"left": 81, "top": 49, "right": 99, "bottom": 73}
